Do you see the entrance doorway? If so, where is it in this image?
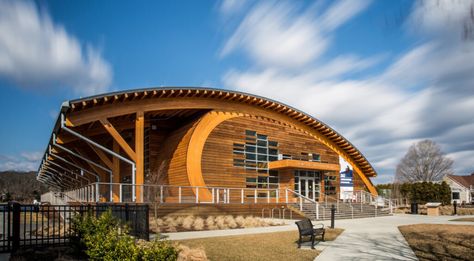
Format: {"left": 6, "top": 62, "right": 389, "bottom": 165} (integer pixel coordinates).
{"left": 299, "top": 176, "right": 319, "bottom": 201}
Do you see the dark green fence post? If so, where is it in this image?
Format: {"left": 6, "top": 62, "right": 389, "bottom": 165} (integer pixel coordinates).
{"left": 11, "top": 202, "right": 20, "bottom": 252}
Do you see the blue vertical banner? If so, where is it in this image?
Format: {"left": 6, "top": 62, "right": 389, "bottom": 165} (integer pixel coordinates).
{"left": 340, "top": 167, "right": 353, "bottom": 187}
{"left": 340, "top": 166, "right": 354, "bottom": 200}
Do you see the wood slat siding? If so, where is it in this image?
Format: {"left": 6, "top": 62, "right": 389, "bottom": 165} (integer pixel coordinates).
{"left": 201, "top": 116, "right": 340, "bottom": 196}
{"left": 148, "top": 119, "right": 200, "bottom": 197}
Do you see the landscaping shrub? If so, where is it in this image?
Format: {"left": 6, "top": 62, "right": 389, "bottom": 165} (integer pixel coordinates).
{"left": 193, "top": 217, "right": 204, "bottom": 230}
{"left": 182, "top": 216, "right": 195, "bottom": 230}
{"left": 215, "top": 216, "right": 226, "bottom": 229}
{"left": 205, "top": 216, "right": 217, "bottom": 230}
{"left": 234, "top": 215, "right": 245, "bottom": 227}
{"left": 399, "top": 181, "right": 451, "bottom": 205}
{"left": 177, "top": 245, "right": 207, "bottom": 261}
{"left": 72, "top": 210, "right": 179, "bottom": 260}
{"left": 151, "top": 215, "right": 284, "bottom": 232}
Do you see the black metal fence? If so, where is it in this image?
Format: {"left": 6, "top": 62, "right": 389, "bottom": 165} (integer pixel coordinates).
{"left": 0, "top": 202, "right": 149, "bottom": 253}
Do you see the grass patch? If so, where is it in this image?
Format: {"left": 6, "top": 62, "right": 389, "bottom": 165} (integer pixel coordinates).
{"left": 177, "top": 229, "right": 343, "bottom": 261}
{"left": 449, "top": 217, "right": 474, "bottom": 222}
{"left": 399, "top": 224, "right": 474, "bottom": 261}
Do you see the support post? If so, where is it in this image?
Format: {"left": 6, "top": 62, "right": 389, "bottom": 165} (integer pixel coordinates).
{"left": 119, "top": 184, "right": 123, "bottom": 203}
{"left": 11, "top": 202, "right": 20, "bottom": 253}
{"left": 196, "top": 187, "right": 199, "bottom": 203}
{"left": 160, "top": 186, "right": 163, "bottom": 203}
{"left": 241, "top": 189, "right": 244, "bottom": 204}
{"left": 95, "top": 183, "right": 99, "bottom": 202}
{"left": 112, "top": 141, "right": 121, "bottom": 202}
{"left": 330, "top": 204, "right": 336, "bottom": 229}
{"left": 178, "top": 187, "right": 182, "bottom": 203}
{"left": 135, "top": 111, "right": 145, "bottom": 203}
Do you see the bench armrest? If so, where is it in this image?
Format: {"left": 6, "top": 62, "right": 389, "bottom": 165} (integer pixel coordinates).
{"left": 313, "top": 223, "right": 324, "bottom": 229}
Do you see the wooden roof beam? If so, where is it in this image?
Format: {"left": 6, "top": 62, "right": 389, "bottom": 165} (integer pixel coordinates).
{"left": 87, "top": 143, "right": 113, "bottom": 169}
{"left": 159, "top": 90, "right": 167, "bottom": 98}
{"left": 99, "top": 118, "right": 136, "bottom": 162}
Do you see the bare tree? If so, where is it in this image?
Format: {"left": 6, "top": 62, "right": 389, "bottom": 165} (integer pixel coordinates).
{"left": 395, "top": 140, "right": 453, "bottom": 183}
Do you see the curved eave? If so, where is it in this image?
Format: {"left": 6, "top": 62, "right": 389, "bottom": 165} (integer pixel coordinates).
{"left": 63, "top": 87, "right": 377, "bottom": 178}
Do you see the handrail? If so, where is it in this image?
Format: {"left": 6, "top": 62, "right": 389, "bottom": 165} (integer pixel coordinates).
{"left": 286, "top": 189, "right": 320, "bottom": 219}
{"left": 286, "top": 189, "right": 317, "bottom": 203}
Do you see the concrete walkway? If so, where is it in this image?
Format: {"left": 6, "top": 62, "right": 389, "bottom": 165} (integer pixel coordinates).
{"left": 315, "top": 214, "right": 474, "bottom": 261}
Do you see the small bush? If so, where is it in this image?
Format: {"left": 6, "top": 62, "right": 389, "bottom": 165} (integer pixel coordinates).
{"left": 177, "top": 245, "right": 207, "bottom": 261}
{"left": 182, "top": 216, "right": 195, "bottom": 230}
{"left": 235, "top": 216, "right": 245, "bottom": 227}
{"left": 224, "top": 215, "right": 237, "bottom": 229}
{"left": 215, "top": 216, "right": 226, "bottom": 229}
{"left": 73, "top": 210, "right": 179, "bottom": 260}
{"left": 140, "top": 240, "right": 179, "bottom": 261}
{"left": 193, "top": 217, "right": 204, "bottom": 231}
{"left": 205, "top": 216, "right": 215, "bottom": 227}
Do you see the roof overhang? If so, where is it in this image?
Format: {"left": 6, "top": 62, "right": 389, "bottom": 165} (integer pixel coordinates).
{"left": 268, "top": 159, "right": 340, "bottom": 172}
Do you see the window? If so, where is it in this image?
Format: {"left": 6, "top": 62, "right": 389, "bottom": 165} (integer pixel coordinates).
{"left": 452, "top": 192, "right": 460, "bottom": 200}
{"left": 235, "top": 130, "right": 280, "bottom": 188}
{"left": 245, "top": 130, "right": 256, "bottom": 136}
{"left": 311, "top": 154, "right": 321, "bottom": 162}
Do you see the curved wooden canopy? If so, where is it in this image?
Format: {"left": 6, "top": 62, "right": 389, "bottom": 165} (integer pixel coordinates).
{"left": 40, "top": 87, "right": 378, "bottom": 194}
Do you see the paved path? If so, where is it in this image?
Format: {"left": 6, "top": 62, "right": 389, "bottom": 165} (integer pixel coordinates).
{"left": 159, "top": 214, "right": 474, "bottom": 260}
{"left": 315, "top": 214, "right": 474, "bottom": 261}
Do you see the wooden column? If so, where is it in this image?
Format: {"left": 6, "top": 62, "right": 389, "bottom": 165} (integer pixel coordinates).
{"left": 135, "top": 111, "right": 145, "bottom": 202}
{"left": 112, "top": 141, "right": 121, "bottom": 202}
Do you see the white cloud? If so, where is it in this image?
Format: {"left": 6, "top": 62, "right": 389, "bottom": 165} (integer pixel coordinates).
{"left": 219, "top": 0, "right": 248, "bottom": 15}
{"left": 0, "top": 151, "right": 42, "bottom": 172}
{"left": 220, "top": 0, "right": 474, "bottom": 183}
{"left": 319, "top": 0, "right": 372, "bottom": 31}
{"left": 221, "top": 1, "right": 328, "bottom": 68}
{"left": 0, "top": 0, "right": 112, "bottom": 96}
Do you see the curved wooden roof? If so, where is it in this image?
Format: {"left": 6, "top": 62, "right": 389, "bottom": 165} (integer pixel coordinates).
{"left": 63, "top": 87, "right": 377, "bottom": 178}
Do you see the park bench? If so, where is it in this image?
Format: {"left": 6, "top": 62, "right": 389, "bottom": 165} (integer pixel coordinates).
{"left": 295, "top": 218, "right": 325, "bottom": 249}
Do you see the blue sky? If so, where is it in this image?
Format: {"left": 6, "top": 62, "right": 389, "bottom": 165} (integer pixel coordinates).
{"left": 1, "top": 0, "right": 473, "bottom": 184}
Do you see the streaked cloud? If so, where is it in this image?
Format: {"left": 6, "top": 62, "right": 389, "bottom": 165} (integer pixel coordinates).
{"left": 0, "top": 0, "right": 112, "bottom": 96}
{"left": 220, "top": 0, "right": 474, "bottom": 183}
{"left": 220, "top": 0, "right": 371, "bottom": 69}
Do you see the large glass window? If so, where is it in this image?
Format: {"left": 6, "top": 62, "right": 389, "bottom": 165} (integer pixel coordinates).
{"left": 234, "top": 130, "right": 280, "bottom": 191}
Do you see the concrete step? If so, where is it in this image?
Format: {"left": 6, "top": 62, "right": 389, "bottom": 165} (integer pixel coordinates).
{"left": 288, "top": 202, "right": 392, "bottom": 221}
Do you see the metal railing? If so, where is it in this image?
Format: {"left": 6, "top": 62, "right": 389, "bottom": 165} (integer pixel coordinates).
{"left": 0, "top": 202, "right": 149, "bottom": 253}
{"left": 286, "top": 189, "right": 320, "bottom": 220}
{"left": 52, "top": 183, "right": 304, "bottom": 205}
{"left": 46, "top": 183, "right": 395, "bottom": 216}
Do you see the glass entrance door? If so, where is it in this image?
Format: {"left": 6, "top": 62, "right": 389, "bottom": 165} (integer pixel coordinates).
{"left": 299, "top": 177, "right": 319, "bottom": 201}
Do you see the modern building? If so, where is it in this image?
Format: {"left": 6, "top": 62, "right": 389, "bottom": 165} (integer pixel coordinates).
{"left": 36, "top": 88, "right": 378, "bottom": 205}
{"left": 444, "top": 173, "right": 474, "bottom": 204}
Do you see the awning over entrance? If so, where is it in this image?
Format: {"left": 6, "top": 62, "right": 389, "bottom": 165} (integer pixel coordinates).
{"left": 268, "top": 159, "right": 340, "bottom": 171}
